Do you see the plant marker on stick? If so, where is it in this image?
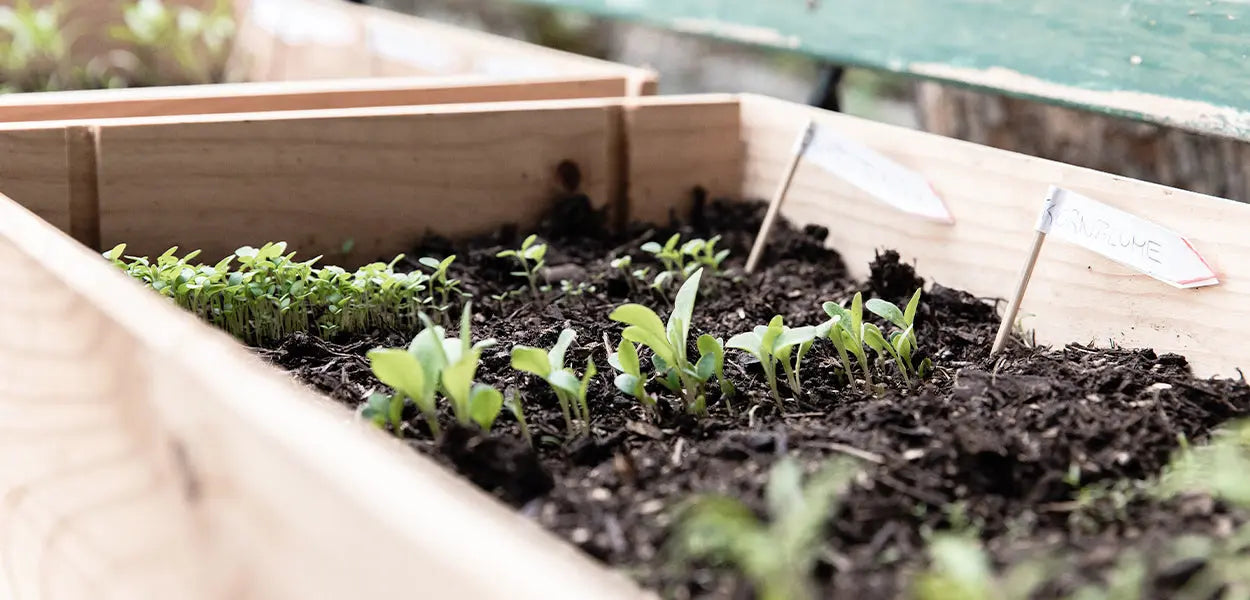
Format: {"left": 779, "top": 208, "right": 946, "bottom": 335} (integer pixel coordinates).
{"left": 746, "top": 119, "right": 815, "bottom": 273}
{"left": 992, "top": 185, "right": 1219, "bottom": 356}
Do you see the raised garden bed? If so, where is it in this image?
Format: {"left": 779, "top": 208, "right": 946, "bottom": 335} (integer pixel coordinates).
{"left": 2, "top": 95, "right": 1249, "bottom": 599}
{"left": 0, "top": 1, "right": 653, "bottom": 126}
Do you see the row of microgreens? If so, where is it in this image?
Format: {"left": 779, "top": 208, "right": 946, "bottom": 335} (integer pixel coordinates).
{"left": 0, "top": 0, "right": 232, "bottom": 93}
{"left": 106, "top": 242, "right": 467, "bottom": 345}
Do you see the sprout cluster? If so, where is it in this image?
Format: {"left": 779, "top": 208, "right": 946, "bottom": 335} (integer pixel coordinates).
{"left": 106, "top": 242, "right": 465, "bottom": 344}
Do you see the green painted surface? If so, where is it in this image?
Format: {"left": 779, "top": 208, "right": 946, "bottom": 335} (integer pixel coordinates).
{"left": 516, "top": 0, "right": 1250, "bottom": 140}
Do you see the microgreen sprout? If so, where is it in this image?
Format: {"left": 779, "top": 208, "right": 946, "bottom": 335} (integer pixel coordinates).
{"left": 865, "top": 289, "right": 931, "bottom": 383}
{"left": 418, "top": 255, "right": 467, "bottom": 321}
{"left": 511, "top": 328, "right": 596, "bottom": 435}
{"left": 365, "top": 303, "right": 502, "bottom": 436}
{"left": 111, "top": 0, "right": 235, "bottom": 85}
{"left": 728, "top": 316, "right": 817, "bottom": 410}
{"left": 670, "top": 457, "right": 859, "bottom": 600}
{"left": 609, "top": 269, "right": 718, "bottom": 415}
{"left": 106, "top": 243, "right": 452, "bottom": 344}
{"left": 497, "top": 234, "right": 547, "bottom": 301}
{"left": 641, "top": 234, "right": 731, "bottom": 289}
{"left": 504, "top": 386, "right": 532, "bottom": 446}
{"left": 819, "top": 292, "right": 875, "bottom": 393}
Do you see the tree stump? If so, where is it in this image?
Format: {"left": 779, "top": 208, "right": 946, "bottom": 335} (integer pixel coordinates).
{"left": 914, "top": 82, "right": 1250, "bottom": 203}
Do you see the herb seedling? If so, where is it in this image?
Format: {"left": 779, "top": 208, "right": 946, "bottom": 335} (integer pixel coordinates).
{"left": 670, "top": 457, "right": 859, "bottom": 600}
{"left": 728, "top": 316, "right": 818, "bottom": 410}
{"left": 865, "top": 288, "right": 931, "bottom": 383}
{"left": 360, "top": 391, "right": 405, "bottom": 435}
{"left": 609, "top": 338, "right": 656, "bottom": 414}
{"left": 367, "top": 348, "right": 438, "bottom": 435}
{"left": 111, "top": 0, "right": 235, "bottom": 85}
{"left": 497, "top": 234, "right": 547, "bottom": 301}
{"left": 418, "top": 255, "right": 466, "bottom": 320}
{"left": 511, "top": 328, "right": 597, "bottom": 434}
{"left": 504, "top": 386, "right": 532, "bottom": 446}
{"left": 609, "top": 269, "right": 718, "bottom": 415}
{"left": 820, "top": 292, "right": 875, "bottom": 393}
{"left": 641, "top": 234, "right": 732, "bottom": 289}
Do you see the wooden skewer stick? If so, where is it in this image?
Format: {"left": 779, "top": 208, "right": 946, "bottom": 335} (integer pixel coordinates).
{"left": 991, "top": 229, "right": 1048, "bottom": 356}
{"left": 745, "top": 119, "right": 816, "bottom": 273}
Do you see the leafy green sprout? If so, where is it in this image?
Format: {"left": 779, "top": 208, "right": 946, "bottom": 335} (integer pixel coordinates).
{"left": 0, "top": 0, "right": 69, "bottom": 92}
{"left": 504, "top": 386, "right": 532, "bottom": 447}
{"left": 497, "top": 234, "right": 547, "bottom": 301}
{"left": 417, "top": 255, "right": 466, "bottom": 319}
{"left": 642, "top": 234, "right": 731, "bottom": 285}
{"left": 865, "top": 289, "right": 931, "bottom": 384}
{"left": 366, "top": 303, "right": 503, "bottom": 436}
{"left": 910, "top": 534, "right": 1051, "bottom": 600}
{"left": 819, "top": 292, "right": 876, "bottom": 393}
{"left": 609, "top": 269, "right": 720, "bottom": 415}
{"left": 670, "top": 457, "right": 860, "bottom": 600}
{"left": 609, "top": 338, "right": 655, "bottom": 414}
{"left": 727, "top": 316, "right": 817, "bottom": 411}
{"left": 511, "top": 328, "right": 597, "bottom": 435}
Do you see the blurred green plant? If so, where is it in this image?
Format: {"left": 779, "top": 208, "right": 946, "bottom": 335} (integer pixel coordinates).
{"left": 110, "top": 0, "right": 235, "bottom": 85}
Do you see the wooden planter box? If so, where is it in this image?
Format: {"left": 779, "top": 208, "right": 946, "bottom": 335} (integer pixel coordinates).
{"left": 2, "top": 0, "right": 654, "bottom": 123}
{"left": 2, "top": 94, "right": 1247, "bottom": 600}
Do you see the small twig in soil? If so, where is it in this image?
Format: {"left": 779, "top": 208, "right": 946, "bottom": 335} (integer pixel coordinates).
{"left": 670, "top": 438, "right": 686, "bottom": 467}
{"left": 800, "top": 440, "right": 886, "bottom": 464}
{"left": 876, "top": 473, "right": 947, "bottom": 507}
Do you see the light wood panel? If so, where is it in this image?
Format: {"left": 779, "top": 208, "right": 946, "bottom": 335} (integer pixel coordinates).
{"left": 739, "top": 94, "right": 1250, "bottom": 379}
{"left": 0, "top": 75, "right": 633, "bottom": 123}
{"left": 89, "top": 100, "right": 621, "bottom": 262}
{"left": 231, "top": 0, "right": 656, "bottom": 90}
{"left": 0, "top": 127, "right": 70, "bottom": 232}
{"left": 624, "top": 95, "right": 743, "bottom": 225}
{"left": 0, "top": 193, "right": 647, "bottom": 600}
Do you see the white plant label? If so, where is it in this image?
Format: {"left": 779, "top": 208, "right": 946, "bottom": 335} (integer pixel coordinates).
{"left": 366, "top": 18, "right": 459, "bottom": 73}
{"left": 802, "top": 124, "right": 954, "bottom": 224}
{"left": 1035, "top": 186, "right": 1218, "bottom": 288}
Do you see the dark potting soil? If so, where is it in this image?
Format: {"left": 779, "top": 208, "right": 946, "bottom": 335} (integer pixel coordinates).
{"left": 256, "top": 194, "right": 1250, "bottom": 599}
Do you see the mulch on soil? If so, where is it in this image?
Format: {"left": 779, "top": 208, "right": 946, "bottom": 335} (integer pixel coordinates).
{"left": 257, "top": 195, "right": 1250, "bottom": 599}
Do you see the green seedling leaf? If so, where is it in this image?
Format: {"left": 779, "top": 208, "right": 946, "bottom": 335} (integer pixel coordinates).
{"left": 367, "top": 348, "right": 425, "bottom": 400}
{"left": 510, "top": 346, "right": 551, "bottom": 378}
{"left": 549, "top": 328, "right": 576, "bottom": 371}
{"left": 548, "top": 369, "right": 581, "bottom": 396}
{"left": 866, "top": 297, "right": 906, "bottom": 329}
{"left": 468, "top": 384, "right": 504, "bottom": 431}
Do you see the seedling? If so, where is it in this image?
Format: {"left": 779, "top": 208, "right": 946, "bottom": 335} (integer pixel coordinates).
{"left": 608, "top": 338, "right": 656, "bottom": 414}
{"left": 360, "top": 391, "right": 405, "bottom": 435}
{"left": 497, "top": 234, "right": 547, "bottom": 301}
{"left": 641, "top": 234, "right": 731, "bottom": 289}
{"left": 504, "top": 387, "right": 532, "bottom": 446}
{"left": 697, "top": 334, "right": 736, "bottom": 403}
{"left": 728, "top": 316, "right": 818, "bottom": 410}
{"left": 670, "top": 457, "right": 859, "bottom": 600}
{"left": 417, "top": 255, "right": 467, "bottom": 320}
{"left": 911, "top": 534, "right": 1051, "bottom": 600}
{"left": 609, "top": 269, "right": 718, "bottom": 415}
{"left": 367, "top": 348, "right": 438, "bottom": 435}
{"left": 865, "top": 289, "right": 931, "bottom": 383}
{"left": 0, "top": 0, "right": 73, "bottom": 92}
{"left": 366, "top": 303, "right": 502, "bottom": 436}
{"left": 511, "top": 328, "right": 596, "bottom": 434}
{"left": 819, "top": 292, "right": 875, "bottom": 393}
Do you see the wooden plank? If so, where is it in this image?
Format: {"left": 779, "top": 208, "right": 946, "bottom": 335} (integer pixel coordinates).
{"left": 0, "top": 75, "right": 633, "bottom": 123}
{"left": 519, "top": 0, "right": 1250, "bottom": 141}
{"left": 624, "top": 95, "right": 742, "bottom": 225}
{"left": 232, "top": 0, "right": 656, "bottom": 90}
{"left": 0, "top": 194, "right": 645, "bottom": 600}
{"left": 0, "top": 128, "right": 70, "bottom": 233}
{"left": 739, "top": 94, "right": 1250, "bottom": 379}
{"left": 86, "top": 100, "right": 621, "bottom": 262}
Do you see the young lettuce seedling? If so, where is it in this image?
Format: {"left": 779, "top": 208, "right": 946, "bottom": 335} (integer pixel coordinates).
{"left": 366, "top": 347, "right": 440, "bottom": 436}
{"left": 417, "top": 255, "right": 466, "bottom": 320}
{"left": 609, "top": 269, "right": 718, "bottom": 415}
{"left": 670, "top": 457, "right": 860, "bottom": 600}
{"left": 497, "top": 234, "right": 547, "bottom": 301}
{"left": 865, "top": 289, "right": 932, "bottom": 383}
{"left": 642, "top": 234, "right": 733, "bottom": 289}
{"left": 511, "top": 328, "right": 596, "bottom": 435}
{"left": 728, "top": 316, "right": 817, "bottom": 410}
{"left": 367, "top": 303, "right": 503, "bottom": 436}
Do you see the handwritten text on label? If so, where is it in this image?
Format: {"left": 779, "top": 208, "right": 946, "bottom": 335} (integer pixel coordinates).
{"left": 802, "top": 124, "right": 954, "bottom": 224}
{"left": 1036, "top": 186, "right": 1218, "bottom": 289}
